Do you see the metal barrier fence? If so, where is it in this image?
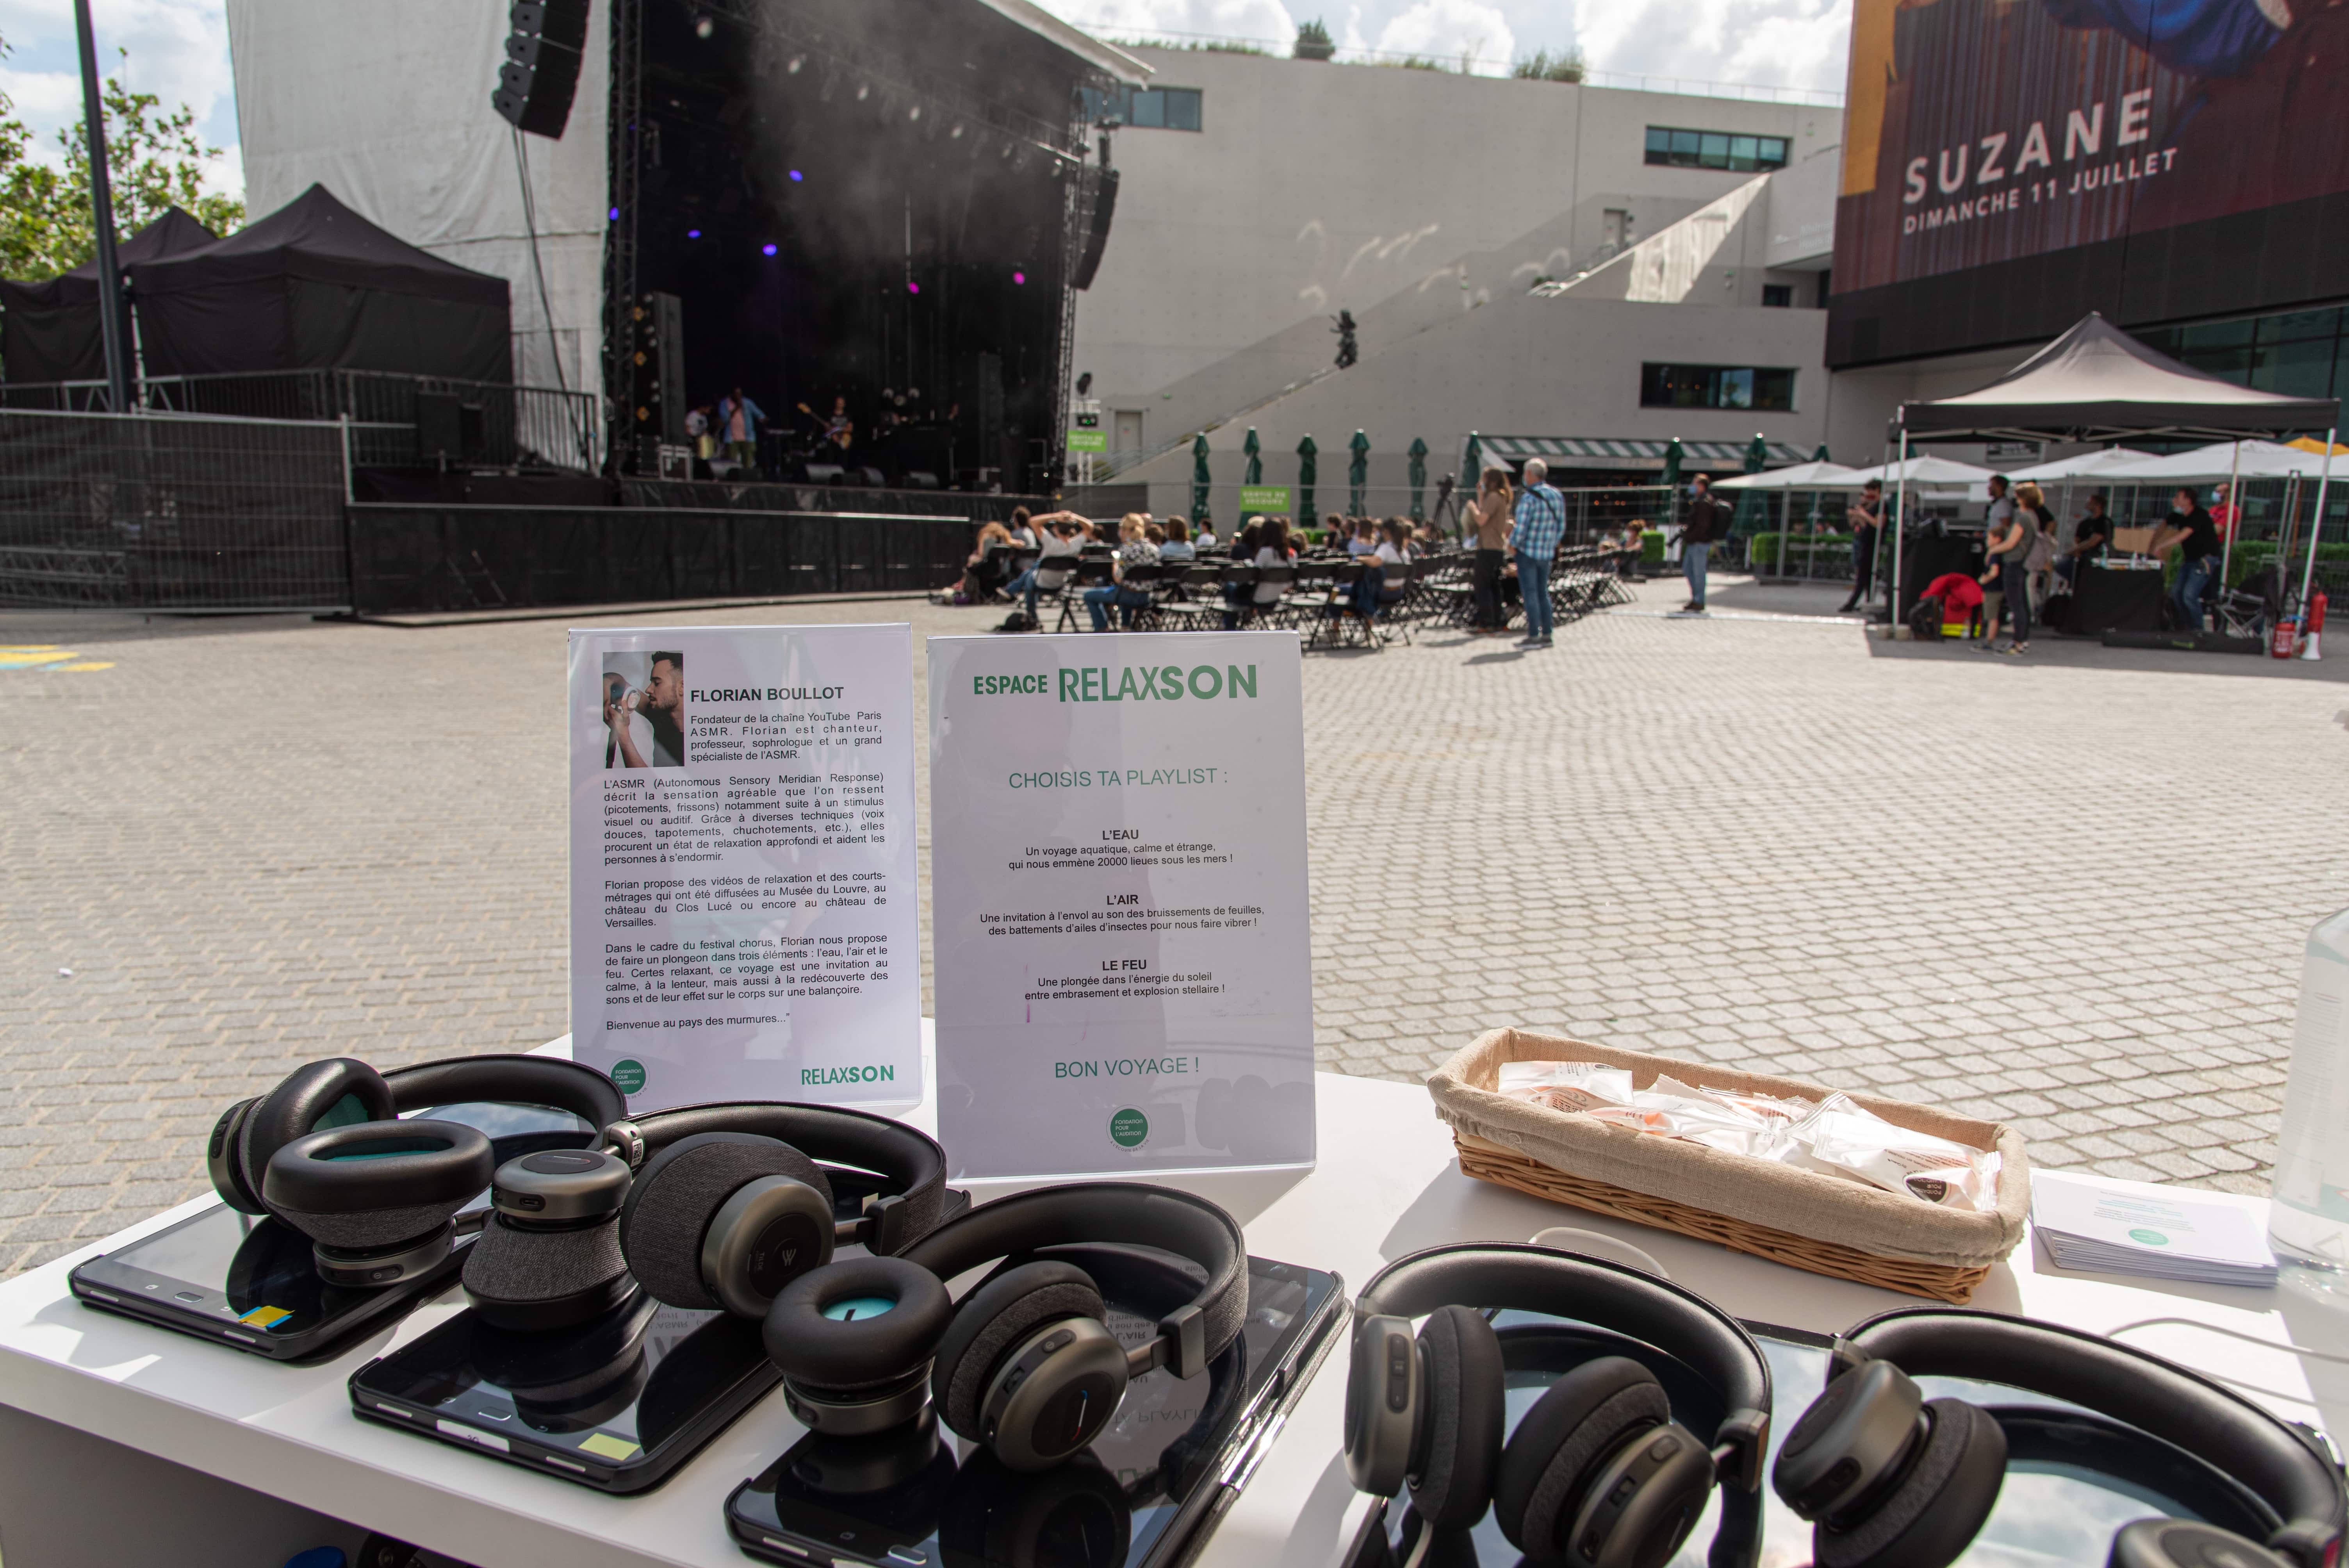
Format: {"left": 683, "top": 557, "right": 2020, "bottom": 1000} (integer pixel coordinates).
{"left": 348, "top": 505, "right": 980, "bottom": 615}
{"left": 0, "top": 407, "right": 351, "bottom": 611}
{"left": 2, "top": 369, "right": 603, "bottom": 475}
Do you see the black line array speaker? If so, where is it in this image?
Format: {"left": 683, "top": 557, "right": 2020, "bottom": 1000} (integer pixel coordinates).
{"left": 493, "top": 0, "right": 590, "bottom": 139}
{"left": 631, "top": 291, "right": 687, "bottom": 450}
{"left": 1071, "top": 168, "right": 1119, "bottom": 291}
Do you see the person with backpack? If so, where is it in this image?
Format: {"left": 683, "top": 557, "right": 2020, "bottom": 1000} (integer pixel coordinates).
{"left": 1680, "top": 474, "right": 1730, "bottom": 614}
{"left": 1511, "top": 458, "right": 1567, "bottom": 648}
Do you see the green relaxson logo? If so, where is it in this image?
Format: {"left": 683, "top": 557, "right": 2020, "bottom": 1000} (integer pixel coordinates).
{"left": 971, "top": 665, "right": 1258, "bottom": 704}
{"left": 801, "top": 1064, "right": 896, "bottom": 1087}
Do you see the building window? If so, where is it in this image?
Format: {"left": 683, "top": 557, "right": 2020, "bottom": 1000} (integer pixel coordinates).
{"left": 1644, "top": 127, "right": 1789, "bottom": 172}
{"left": 1640, "top": 363, "right": 1797, "bottom": 411}
{"left": 2136, "top": 303, "right": 2349, "bottom": 401}
{"left": 1762, "top": 284, "right": 1793, "bottom": 308}
{"left": 1080, "top": 85, "right": 1203, "bottom": 131}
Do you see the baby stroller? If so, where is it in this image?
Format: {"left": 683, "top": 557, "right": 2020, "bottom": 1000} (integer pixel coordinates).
{"left": 2206, "top": 565, "right": 2281, "bottom": 640}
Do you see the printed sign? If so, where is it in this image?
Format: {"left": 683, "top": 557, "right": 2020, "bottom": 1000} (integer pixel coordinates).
{"left": 1239, "top": 485, "right": 1293, "bottom": 513}
{"left": 929, "top": 632, "right": 1316, "bottom": 1180}
{"left": 567, "top": 624, "right": 920, "bottom": 1112}
{"left": 1067, "top": 431, "right": 1109, "bottom": 453}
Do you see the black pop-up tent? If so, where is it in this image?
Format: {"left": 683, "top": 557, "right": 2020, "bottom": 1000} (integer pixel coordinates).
{"left": 1887, "top": 313, "right": 2340, "bottom": 615}
{"left": 128, "top": 184, "right": 512, "bottom": 381}
{"left": 0, "top": 207, "right": 219, "bottom": 383}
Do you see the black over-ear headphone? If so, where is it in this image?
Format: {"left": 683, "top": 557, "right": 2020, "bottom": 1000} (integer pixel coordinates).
{"left": 1344, "top": 1244, "right": 1772, "bottom": 1568}
{"left": 205, "top": 1055, "right": 626, "bottom": 1288}
{"left": 759, "top": 1183, "right": 1247, "bottom": 1472}
{"left": 461, "top": 1099, "right": 951, "bottom": 1332}
{"left": 1773, "top": 1307, "right": 2346, "bottom": 1568}
{"left": 732, "top": 1241, "right": 1254, "bottom": 1568}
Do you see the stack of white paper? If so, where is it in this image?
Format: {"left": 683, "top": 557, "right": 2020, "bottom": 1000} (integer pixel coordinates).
{"left": 2031, "top": 1172, "right": 2278, "bottom": 1287}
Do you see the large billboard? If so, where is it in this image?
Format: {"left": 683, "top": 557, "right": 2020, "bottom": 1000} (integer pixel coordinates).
{"left": 1827, "top": 0, "right": 2349, "bottom": 365}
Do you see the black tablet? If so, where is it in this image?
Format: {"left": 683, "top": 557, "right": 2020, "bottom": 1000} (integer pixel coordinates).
{"left": 727, "top": 1249, "right": 1345, "bottom": 1568}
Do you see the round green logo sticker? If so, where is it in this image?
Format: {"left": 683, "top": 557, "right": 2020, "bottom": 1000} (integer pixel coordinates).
{"left": 611, "top": 1058, "right": 647, "bottom": 1095}
{"left": 2128, "top": 1228, "right": 2169, "bottom": 1246}
{"left": 1109, "top": 1108, "right": 1149, "bottom": 1149}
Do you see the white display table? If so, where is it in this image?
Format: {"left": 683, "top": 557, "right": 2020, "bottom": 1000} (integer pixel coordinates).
{"left": 1, "top": 1058, "right": 2340, "bottom": 1568}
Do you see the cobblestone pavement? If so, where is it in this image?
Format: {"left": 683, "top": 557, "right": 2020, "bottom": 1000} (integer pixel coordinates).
{"left": 4, "top": 577, "right": 2347, "bottom": 1272}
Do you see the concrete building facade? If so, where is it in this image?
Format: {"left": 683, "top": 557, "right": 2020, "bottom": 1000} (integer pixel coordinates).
{"left": 1071, "top": 48, "right": 1848, "bottom": 516}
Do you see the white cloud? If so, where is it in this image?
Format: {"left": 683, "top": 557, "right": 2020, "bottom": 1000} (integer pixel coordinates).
{"left": 1569, "top": 0, "right": 1849, "bottom": 91}
{"left": 0, "top": 0, "right": 244, "bottom": 197}
{"left": 1036, "top": 0, "right": 1299, "bottom": 48}
{"left": 1374, "top": 0, "right": 1514, "bottom": 73}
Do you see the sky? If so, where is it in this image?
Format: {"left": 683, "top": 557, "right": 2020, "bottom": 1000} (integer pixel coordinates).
{"left": 0, "top": 0, "right": 1850, "bottom": 207}
{"left": 0, "top": 0, "right": 241, "bottom": 194}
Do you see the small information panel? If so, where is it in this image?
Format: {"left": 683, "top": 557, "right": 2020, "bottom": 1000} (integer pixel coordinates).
{"left": 929, "top": 631, "right": 1315, "bottom": 1179}
{"left": 567, "top": 624, "right": 920, "bottom": 1112}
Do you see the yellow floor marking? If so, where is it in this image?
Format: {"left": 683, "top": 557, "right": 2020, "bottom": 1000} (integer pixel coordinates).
{"left": 54, "top": 661, "right": 114, "bottom": 672}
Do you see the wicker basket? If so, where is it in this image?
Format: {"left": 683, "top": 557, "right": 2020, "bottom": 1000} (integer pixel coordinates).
{"left": 1429, "top": 1030, "right": 2031, "bottom": 1303}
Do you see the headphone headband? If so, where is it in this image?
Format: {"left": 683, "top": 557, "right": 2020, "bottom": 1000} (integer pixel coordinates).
{"left": 383, "top": 1055, "right": 626, "bottom": 1132}
{"left": 1359, "top": 1243, "right": 1774, "bottom": 1491}
{"left": 898, "top": 1183, "right": 1246, "bottom": 1381}
{"left": 628, "top": 1100, "right": 949, "bottom": 1255}
{"left": 1839, "top": 1307, "right": 2345, "bottom": 1567}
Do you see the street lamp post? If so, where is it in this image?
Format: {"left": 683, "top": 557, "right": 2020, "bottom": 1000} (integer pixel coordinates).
{"left": 74, "top": 0, "right": 133, "bottom": 413}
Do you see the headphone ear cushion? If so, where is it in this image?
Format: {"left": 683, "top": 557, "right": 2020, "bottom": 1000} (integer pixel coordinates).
{"left": 209, "top": 1098, "right": 266, "bottom": 1213}
{"left": 1407, "top": 1305, "right": 1505, "bottom": 1531}
{"left": 240, "top": 1059, "right": 396, "bottom": 1213}
{"left": 461, "top": 1214, "right": 635, "bottom": 1332}
{"left": 1813, "top": 1398, "right": 2006, "bottom": 1568}
{"left": 931, "top": 1260, "right": 1106, "bottom": 1440}
{"left": 618, "top": 1132, "right": 836, "bottom": 1310}
{"left": 1492, "top": 1356, "right": 1671, "bottom": 1559}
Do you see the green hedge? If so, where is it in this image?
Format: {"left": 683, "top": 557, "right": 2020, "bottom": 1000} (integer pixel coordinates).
{"left": 2220, "top": 540, "right": 2349, "bottom": 589}
{"left": 1746, "top": 531, "right": 1857, "bottom": 570}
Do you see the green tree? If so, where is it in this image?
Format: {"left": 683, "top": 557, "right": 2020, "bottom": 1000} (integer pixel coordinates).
{"left": 0, "top": 50, "right": 244, "bottom": 281}
{"left": 1511, "top": 47, "right": 1587, "bottom": 82}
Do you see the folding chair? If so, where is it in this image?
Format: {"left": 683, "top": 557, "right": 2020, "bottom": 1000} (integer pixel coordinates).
{"left": 1053, "top": 556, "right": 1116, "bottom": 632}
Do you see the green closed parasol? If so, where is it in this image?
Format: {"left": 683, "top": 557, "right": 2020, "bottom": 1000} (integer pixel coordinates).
{"left": 1734, "top": 431, "right": 1770, "bottom": 533}
{"left": 1244, "top": 426, "right": 1262, "bottom": 487}
{"left": 1463, "top": 432, "right": 1483, "bottom": 488}
{"left": 1297, "top": 434, "right": 1318, "bottom": 522}
{"left": 1660, "top": 437, "right": 1684, "bottom": 493}
{"left": 1191, "top": 432, "right": 1211, "bottom": 521}
{"left": 1408, "top": 437, "right": 1428, "bottom": 519}
{"left": 1349, "top": 429, "right": 1369, "bottom": 515}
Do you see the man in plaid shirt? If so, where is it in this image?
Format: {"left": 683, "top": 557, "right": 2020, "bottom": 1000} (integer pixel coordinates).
{"left": 1511, "top": 458, "right": 1566, "bottom": 648}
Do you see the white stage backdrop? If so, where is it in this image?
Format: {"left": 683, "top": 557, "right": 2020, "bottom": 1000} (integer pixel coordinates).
{"left": 225, "top": 0, "right": 611, "bottom": 396}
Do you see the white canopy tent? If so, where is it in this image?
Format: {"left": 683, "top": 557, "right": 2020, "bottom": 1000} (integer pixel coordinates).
{"left": 2097, "top": 440, "right": 2338, "bottom": 483}
{"left": 1892, "top": 315, "right": 2339, "bottom": 624}
{"left": 1710, "top": 460, "right": 1865, "bottom": 490}
{"left": 1839, "top": 455, "right": 1995, "bottom": 490}
{"left": 2002, "top": 448, "right": 2156, "bottom": 483}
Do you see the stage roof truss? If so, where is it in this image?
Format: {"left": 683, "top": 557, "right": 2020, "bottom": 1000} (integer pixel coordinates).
{"left": 694, "top": 0, "right": 1135, "bottom": 163}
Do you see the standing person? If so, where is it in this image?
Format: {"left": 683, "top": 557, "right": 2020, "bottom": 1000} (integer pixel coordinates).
{"left": 1511, "top": 458, "right": 1566, "bottom": 648}
{"left": 2211, "top": 481, "right": 2240, "bottom": 545}
{"left": 1977, "top": 490, "right": 2033, "bottom": 654}
{"left": 2059, "top": 493, "right": 2113, "bottom": 588}
{"left": 1470, "top": 467, "right": 1512, "bottom": 634}
{"left": 1839, "top": 478, "right": 1884, "bottom": 614}
{"left": 2016, "top": 482, "right": 2058, "bottom": 615}
{"left": 1680, "top": 474, "right": 1729, "bottom": 614}
{"left": 718, "top": 388, "right": 766, "bottom": 472}
{"left": 2153, "top": 485, "right": 2222, "bottom": 632}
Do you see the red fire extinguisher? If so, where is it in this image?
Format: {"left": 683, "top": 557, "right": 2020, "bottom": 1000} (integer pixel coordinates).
{"left": 2273, "top": 616, "right": 2300, "bottom": 658}
{"left": 2303, "top": 586, "right": 2328, "bottom": 660}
